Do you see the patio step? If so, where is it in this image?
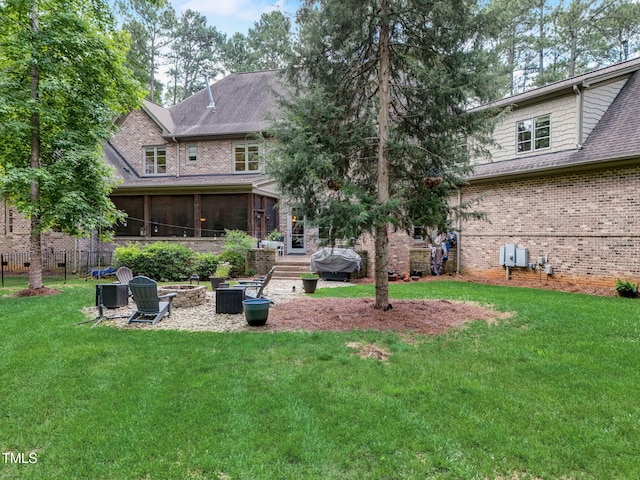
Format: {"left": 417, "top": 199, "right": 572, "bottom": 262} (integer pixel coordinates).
{"left": 273, "top": 259, "right": 311, "bottom": 279}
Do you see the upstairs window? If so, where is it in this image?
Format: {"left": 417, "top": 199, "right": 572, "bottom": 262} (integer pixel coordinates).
{"left": 517, "top": 114, "right": 550, "bottom": 153}
{"left": 187, "top": 144, "right": 197, "bottom": 162}
{"left": 143, "top": 146, "right": 167, "bottom": 175}
{"left": 234, "top": 142, "right": 260, "bottom": 172}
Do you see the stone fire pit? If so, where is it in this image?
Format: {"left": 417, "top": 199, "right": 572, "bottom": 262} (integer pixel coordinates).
{"left": 157, "top": 284, "right": 207, "bottom": 308}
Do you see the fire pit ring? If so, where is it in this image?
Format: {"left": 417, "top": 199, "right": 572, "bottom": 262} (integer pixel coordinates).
{"left": 157, "top": 284, "right": 207, "bottom": 308}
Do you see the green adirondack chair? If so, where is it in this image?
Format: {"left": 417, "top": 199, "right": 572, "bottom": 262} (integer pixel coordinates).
{"left": 127, "top": 276, "right": 177, "bottom": 325}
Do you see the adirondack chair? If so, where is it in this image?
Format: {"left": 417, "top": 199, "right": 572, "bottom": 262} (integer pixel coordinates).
{"left": 116, "top": 266, "right": 133, "bottom": 286}
{"left": 126, "top": 276, "right": 177, "bottom": 325}
{"left": 115, "top": 266, "right": 134, "bottom": 295}
{"left": 237, "top": 266, "right": 276, "bottom": 299}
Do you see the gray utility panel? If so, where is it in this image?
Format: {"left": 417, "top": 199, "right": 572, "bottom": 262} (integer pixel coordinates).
{"left": 499, "top": 244, "right": 529, "bottom": 268}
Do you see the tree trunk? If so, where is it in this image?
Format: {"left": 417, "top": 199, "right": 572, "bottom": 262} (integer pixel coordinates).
{"left": 29, "top": 2, "right": 43, "bottom": 290}
{"left": 374, "top": 0, "right": 391, "bottom": 310}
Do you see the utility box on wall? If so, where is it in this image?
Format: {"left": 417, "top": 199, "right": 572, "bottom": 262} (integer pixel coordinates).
{"left": 499, "top": 244, "right": 529, "bottom": 268}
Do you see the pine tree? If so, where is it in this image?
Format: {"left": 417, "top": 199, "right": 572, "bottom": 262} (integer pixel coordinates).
{"left": 268, "top": 0, "right": 498, "bottom": 310}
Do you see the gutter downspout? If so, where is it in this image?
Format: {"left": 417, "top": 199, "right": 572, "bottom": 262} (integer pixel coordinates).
{"left": 573, "top": 84, "right": 584, "bottom": 147}
{"left": 173, "top": 137, "right": 180, "bottom": 177}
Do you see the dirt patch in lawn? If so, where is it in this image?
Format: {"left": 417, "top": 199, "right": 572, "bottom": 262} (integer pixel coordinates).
{"left": 263, "top": 297, "right": 511, "bottom": 334}
{"left": 13, "top": 287, "right": 62, "bottom": 297}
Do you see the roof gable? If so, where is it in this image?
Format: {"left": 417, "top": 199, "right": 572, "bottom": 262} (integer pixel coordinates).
{"left": 168, "top": 70, "right": 283, "bottom": 138}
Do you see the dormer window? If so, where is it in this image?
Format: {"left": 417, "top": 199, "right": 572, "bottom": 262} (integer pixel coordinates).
{"left": 517, "top": 114, "right": 550, "bottom": 153}
{"left": 143, "top": 146, "right": 167, "bottom": 175}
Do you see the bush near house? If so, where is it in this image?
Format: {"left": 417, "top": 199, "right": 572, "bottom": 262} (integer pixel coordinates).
{"left": 113, "top": 242, "right": 246, "bottom": 281}
{"left": 113, "top": 242, "right": 194, "bottom": 281}
{"left": 192, "top": 252, "right": 219, "bottom": 279}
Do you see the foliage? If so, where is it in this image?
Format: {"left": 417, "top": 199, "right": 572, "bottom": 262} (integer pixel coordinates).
{"left": 0, "top": 0, "right": 144, "bottom": 288}
{"left": 163, "top": 9, "right": 225, "bottom": 105}
{"left": 192, "top": 252, "right": 219, "bottom": 278}
{"left": 1, "top": 280, "right": 639, "bottom": 478}
{"left": 222, "top": 229, "right": 255, "bottom": 257}
{"left": 614, "top": 278, "right": 638, "bottom": 298}
{"left": 300, "top": 272, "right": 319, "bottom": 279}
{"left": 222, "top": 10, "right": 294, "bottom": 72}
{"left": 116, "top": 0, "right": 177, "bottom": 103}
{"left": 217, "top": 251, "right": 245, "bottom": 278}
{"left": 267, "top": 0, "right": 498, "bottom": 307}
{"left": 213, "top": 262, "right": 231, "bottom": 278}
{"left": 113, "top": 242, "right": 194, "bottom": 281}
{"left": 267, "top": 228, "right": 284, "bottom": 241}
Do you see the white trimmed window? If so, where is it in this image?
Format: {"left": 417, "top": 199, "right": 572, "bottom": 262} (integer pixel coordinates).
{"left": 143, "top": 146, "right": 167, "bottom": 175}
{"left": 187, "top": 144, "right": 197, "bottom": 162}
{"left": 517, "top": 114, "right": 550, "bottom": 153}
{"left": 234, "top": 142, "right": 260, "bottom": 172}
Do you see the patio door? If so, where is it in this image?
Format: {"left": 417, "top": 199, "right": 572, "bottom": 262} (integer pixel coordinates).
{"left": 287, "top": 209, "right": 306, "bottom": 254}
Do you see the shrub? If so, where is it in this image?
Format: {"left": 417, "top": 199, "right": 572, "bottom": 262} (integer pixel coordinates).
{"left": 223, "top": 229, "right": 255, "bottom": 257}
{"left": 615, "top": 279, "right": 638, "bottom": 298}
{"left": 218, "top": 251, "right": 245, "bottom": 278}
{"left": 192, "top": 253, "right": 219, "bottom": 278}
{"left": 113, "top": 242, "right": 194, "bottom": 281}
{"left": 112, "top": 244, "right": 145, "bottom": 274}
{"left": 213, "top": 262, "right": 231, "bottom": 278}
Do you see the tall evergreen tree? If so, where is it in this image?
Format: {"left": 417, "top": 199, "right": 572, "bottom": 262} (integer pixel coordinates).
{"left": 268, "top": 0, "right": 497, "bottom": 309}
{"left": 164, "top": 9, "right": 224, "bottom": 105}
{"left": 117, "top": 0, "right": 176, "bottom": 103}
{"left": 222, "top": 10, "right": 295, "bottom": 73}
{"left": 0, "top": 0, "right": 144, "bottom": 290}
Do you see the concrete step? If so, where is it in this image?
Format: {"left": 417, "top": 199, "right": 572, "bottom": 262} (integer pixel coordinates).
{"left": 273, "top": 260, "right": 311, "bottom": 279}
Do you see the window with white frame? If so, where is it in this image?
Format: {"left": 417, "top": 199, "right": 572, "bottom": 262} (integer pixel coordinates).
{"left": 517, "top": 114, "right": 550, "bottom": 153}
{"left": 143, "top": 146, "right": 167, "bottom": 175}
{"left": 234, "top": 142, "right": 260, "bottom": 172}
{"left": 187, "top": 144, "right": 197, "bottom": 162}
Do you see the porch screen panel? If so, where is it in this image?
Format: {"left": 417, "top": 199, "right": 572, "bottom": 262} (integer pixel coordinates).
{"left": 201, "top": 194, "right": 249, "bottom": 237}
{"left": 266, "top": 197, "right": 278, "bottom": 234}
{"left": 112, "top": 196, "right": 144, "bottom": 236}
{"left": 150, "top": 195, "right": 194, "bottom": 237}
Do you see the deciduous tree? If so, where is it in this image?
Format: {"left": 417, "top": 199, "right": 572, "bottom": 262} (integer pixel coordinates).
{"left": 0, "top": 0, "right": 144, "bottom": 290}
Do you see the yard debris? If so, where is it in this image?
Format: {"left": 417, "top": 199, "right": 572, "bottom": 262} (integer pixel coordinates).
{"left": 346, "top": 342, "right": 391, "bottom": 361}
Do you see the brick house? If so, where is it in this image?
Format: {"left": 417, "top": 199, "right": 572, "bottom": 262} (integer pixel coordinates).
{"left": 2, "top": 61, "right": 640, "bottom": 286}
{"left": 456, "top": 58, "right": 640, "bottom": 287}
{"left": 102, "top": 70, "right": 293, "bottom": 255}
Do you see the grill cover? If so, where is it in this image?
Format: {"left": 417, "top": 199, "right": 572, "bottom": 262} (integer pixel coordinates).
{"left": 310, "top": 248, "right": 362, "bottom": 273}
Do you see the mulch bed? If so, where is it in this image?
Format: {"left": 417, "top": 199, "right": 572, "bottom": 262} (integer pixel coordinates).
{"left": 263, "top": 297, "right": 511, "bottom": 334}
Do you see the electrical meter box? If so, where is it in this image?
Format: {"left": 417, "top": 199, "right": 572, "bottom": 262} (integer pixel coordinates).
{"left": 500, "top": 244, "right": 529, "bottom": 267}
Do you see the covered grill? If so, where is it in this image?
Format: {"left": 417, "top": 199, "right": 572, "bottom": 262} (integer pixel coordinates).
{"left": 310, "top": 248, "right": 362, "bottom": 281}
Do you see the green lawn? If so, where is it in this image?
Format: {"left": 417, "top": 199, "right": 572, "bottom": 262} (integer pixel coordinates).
{"left": 0, "top": 278, "right": 638, "bottom": 479}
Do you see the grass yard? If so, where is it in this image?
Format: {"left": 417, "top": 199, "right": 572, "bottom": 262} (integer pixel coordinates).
{"left": 0, "top": 278, "right": 638, "bottom": 479}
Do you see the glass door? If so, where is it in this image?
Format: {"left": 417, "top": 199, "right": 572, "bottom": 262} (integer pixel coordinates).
{"left": 288, "top": 209, "right": 306, "bottom": 254}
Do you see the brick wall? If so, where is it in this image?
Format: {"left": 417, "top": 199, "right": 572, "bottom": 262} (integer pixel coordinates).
{"left": 459, "top": 165, "right": 640, "bottom": 287}
{"left": 112, "top": 109, "right": 252, "bottom": 176}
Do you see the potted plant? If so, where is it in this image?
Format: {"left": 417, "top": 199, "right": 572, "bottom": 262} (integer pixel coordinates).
{"left": 301, "top": 272, "right": 319, "bottom": 294}
{"left": 267, "top": 229, "right": 284, "bottom": 242}
{"left": 615, "top": 279, "right": 638, "bottom": 298}
{"left": 210, "top": 262, "right": 231, "bottom": 291}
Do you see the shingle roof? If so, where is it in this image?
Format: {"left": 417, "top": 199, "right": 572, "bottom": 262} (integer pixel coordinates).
{"left": 471, "top": 66, "right": 640, "bottom": 182}
{"left": 144, "top": 70, "right": 284, "bottom": 139}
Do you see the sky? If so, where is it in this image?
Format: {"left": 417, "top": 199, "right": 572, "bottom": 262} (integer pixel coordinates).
{"left": 172, "top": 0, "right": 302, "bottom": 37}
